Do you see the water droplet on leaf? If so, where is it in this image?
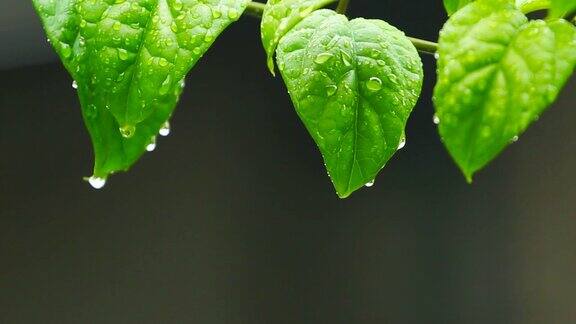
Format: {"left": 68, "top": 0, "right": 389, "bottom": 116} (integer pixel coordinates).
{"left": 159, "top": 122, "right": 171, "bottom": 136}
{"left": 397, "top": 137, "right": 406, "bottom": 150}
{"left": 120, "top": 125, "right": 136, "bottom": 138}
{"left": 118, "top": 48, "right": 129, "bottom": 60}
{"left": 314, "top": 52, "right": 333, "bottom": 64}
{"left": 366, "top": 77, "right": 382, "bottom": 91}
{"left": 228, "top": 9, "right": 238, "bottom": 19}
{"left": 326, "top": 85, "right": 337, "bottom": 97}
{"left": 146, "top": 136, "right": 157, "bottom": 152}
{"left": 87, "top": 176, "right": 106, "bottom": 189}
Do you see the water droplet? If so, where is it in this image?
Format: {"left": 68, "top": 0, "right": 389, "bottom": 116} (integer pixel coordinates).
{"left": 159, "top": 75, "right": 172, "bottom": 95}
{"left": 60, "top": 43, "right": 72, "bottom": 58}
{"left": 118, "top": 48, "right": 129, "bottom": 60}
{"left": 146, "top": 136, "right": 157, "bottom": 152}
{"left": 119, "top": 125, "right": 136, "bottom": 138}
{"left": 173, "top": 0, "right": 183, "bottom": 11}
{"left": 170, "top": 21, "right": 179, "bottom": 33}
{"left": 340, "top": 50, "right": 352, "bottom": 67}
{"left": 158, "top": 57, "right": 168, "bottom": 67}
{"left": 366, "top": 77, "right": 382, "bottom": 91}
{"left": 511, "top": 135, "right": 519, "bottom": 142}
{"left": 87, "top": 176, "right": 106, "bottom": 189}
{"left": 433, "top": 114, "right": 440, "bottom": 125}
{"left": 72, "top": 80, "right": 78, "bottom": 89}
{"left": 314, "top": 52, "right": 333, "bottom": 64}
{"left": 397, "top": 137, "right": 406, "bottom": 150}
{"left": 159, "top": 122, "right": 171, "bottom": 136}
{"left": 326, "top": 85, "right": 337, "bottom": 97}
{"left": 85, "top": 104, "right": 97, "bottom": 119}
{"left": 365, "top": 180, "right": 375, "bottom": 187}
{"left": 228, "top": 9, "right": 238, "bottom": 19}
{"left": 434, "top": 52, "right": 440, "bottom": 60}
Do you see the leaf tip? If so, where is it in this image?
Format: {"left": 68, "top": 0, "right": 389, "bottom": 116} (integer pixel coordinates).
{"left": 336, "top": 190, "right": 352, "bottom": 199}
{"left": 463, "top": 169, "right": 474, "bottom": 184}
{"left": 267, "top": 57, "right": 276, "bottom": 76}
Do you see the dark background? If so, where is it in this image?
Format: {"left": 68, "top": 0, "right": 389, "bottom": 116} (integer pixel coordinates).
{"left": 1, "top": 1, "right": 575, "bottom": 323}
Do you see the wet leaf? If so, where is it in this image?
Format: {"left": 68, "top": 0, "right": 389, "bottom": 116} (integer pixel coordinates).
{"left": 434, "top": 0, "right": 576, "bottom": 181}
{"left": 277, "top": 10, "right": 423, "bottom": 198}
{"left": 32, "top": 0, "right": 248, "bottom": 181}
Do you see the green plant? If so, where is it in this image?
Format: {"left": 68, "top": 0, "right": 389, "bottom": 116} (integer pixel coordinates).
{"left": 32, "top": 0, "right": 575, "bottom": 197}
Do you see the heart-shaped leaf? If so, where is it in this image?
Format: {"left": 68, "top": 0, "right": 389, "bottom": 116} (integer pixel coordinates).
{"left": 276, "top": 10, "right": 423, "bottom": 198}
{"left": 433, "top": 0, "right": 576, "bottom": 181}
{"left": 33, "top": 0, "right": 249, "bottom": 184}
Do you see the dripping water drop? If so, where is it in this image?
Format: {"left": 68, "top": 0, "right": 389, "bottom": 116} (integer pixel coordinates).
{"left": 397, "top": 137, "right": 406, "bottom": 150}
{"left": 159, "top": 122, "right": 171, "bottom": 136}
{"left": 146, "top": 136, "right": 157, "bottom": 152}
{"left": 87, "top": 176, "right": 106, "bottom": 189}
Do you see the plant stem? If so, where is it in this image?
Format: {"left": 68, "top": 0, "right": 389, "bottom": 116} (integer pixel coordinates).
{"left": 243, "top": 1, "right": 438, "bottom": 55}
{"left": 336, "top": 0, "right": 351, "bottom": 14}
{"left": 408, "top": 37, "right": 438, "bottom": 55}
{"left": 245, "top": 1, "right": 266, "bottom": 17}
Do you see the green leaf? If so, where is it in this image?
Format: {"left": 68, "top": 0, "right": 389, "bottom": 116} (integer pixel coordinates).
{"left": 32, "top": 0, "right": 248, "bottom": 182}
{"left": 261, "top": 0, "right": 335, "bottom": 75}
{"left": 276, "top": 10, "right": 423, "bottom": 198}
{"left": 444, "top": 0, "right": 475, "bottom": 15}
{"left": 550, "top": 0, "right": 576, "bottom": 17}
{"left": 433, "top": 0, "right": 576, "bottom": 182}
{"left": 515, "top": 0, "right": 550, "bottom": 13}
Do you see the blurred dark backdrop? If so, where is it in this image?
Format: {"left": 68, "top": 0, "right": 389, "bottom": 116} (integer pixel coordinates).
{"left": 1, "top": 1, "right": 575, "bottom": 323}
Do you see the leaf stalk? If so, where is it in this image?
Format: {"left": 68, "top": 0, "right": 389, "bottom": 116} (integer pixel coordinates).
{"left": 244, "top": 1, "right": 438, "bottom": 55}
{"left": 336, "top": 0, "right": 351, "bottom": 14}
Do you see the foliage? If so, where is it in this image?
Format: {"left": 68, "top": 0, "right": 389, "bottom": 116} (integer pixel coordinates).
{"left": 32, "top": 0, "right": 575, "bottom": 197}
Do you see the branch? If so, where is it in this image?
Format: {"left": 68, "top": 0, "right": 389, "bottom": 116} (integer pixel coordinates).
{"left": 243, "top": 1, "right": 438, "bottom": 55}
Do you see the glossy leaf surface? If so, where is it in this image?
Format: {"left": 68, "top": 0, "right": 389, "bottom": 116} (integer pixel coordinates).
{"left": 33, "top": 0, "right": 248, "bottom": 180}
{"left": 277, "top": 10, "right": 423, "bottom": 197}
{"left": 434, "top": 0, "right": 576, "bottom": 181}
